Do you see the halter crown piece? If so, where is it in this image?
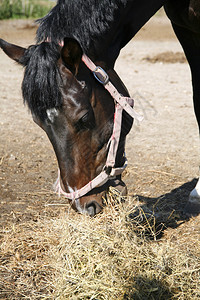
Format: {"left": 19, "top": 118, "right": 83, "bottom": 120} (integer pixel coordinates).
{"left": 55, "top": 54, "right": 143, "bottom": 200}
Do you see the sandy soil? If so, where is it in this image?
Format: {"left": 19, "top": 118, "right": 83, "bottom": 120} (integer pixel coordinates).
{"left": 0, "top": 13, "right": 200, "bottom": 237}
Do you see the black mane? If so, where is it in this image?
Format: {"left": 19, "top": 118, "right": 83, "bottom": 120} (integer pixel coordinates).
{"left": 36, "top": 0, "right": 128, "bottom": 55}
{"left": 21, "top": 42, "right": 62, "bottom": 120}
{"left": 23, "top": 0, "right": 129, "bottom": 119}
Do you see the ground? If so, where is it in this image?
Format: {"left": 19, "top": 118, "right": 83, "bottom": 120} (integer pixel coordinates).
{"left": 0, "top": 11, "right": 200, "bottom": 297}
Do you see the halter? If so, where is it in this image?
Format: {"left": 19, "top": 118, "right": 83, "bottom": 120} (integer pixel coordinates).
{"left": 54, "top": 54, "right": 143, "bottom": 200}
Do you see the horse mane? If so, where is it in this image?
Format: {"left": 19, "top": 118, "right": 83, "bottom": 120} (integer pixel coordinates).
{"left": 21, "top": 42, "right": 62, "bottom": 120}
{"left": 36, "top": 0, "right": 128, "bottom": 54}
{"left": 22, "top": 0, "right": 129, "bottom": 120}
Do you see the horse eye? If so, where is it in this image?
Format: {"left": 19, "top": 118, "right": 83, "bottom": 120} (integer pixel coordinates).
{"left": 75, "top": 111, "right": 95, "bottom": 131}
{"left": 81, "top": 112, "right": 89, "bottom": 123}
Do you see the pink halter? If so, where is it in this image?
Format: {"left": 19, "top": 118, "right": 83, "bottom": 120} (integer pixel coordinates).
{"left": 55, "top": 54, "right": 143, "bottom": 200}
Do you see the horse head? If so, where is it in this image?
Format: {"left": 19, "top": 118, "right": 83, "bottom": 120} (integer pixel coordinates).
{"left": 0, "top": 37, "right": 133, "bottom": 216}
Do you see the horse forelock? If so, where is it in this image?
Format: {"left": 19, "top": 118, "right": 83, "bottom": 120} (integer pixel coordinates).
{"left": 36, "top": 0, "right": 128, "bottom": 54}
{"left": 22, "top": 42, "right": 63, "bottom": 120}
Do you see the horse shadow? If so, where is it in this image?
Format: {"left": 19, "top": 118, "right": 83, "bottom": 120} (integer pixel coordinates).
{"left": 128, "top": 178, "right": 199, "bottom": 239}
{"left": 118, "top": 180, "right": 199, "bottom": 299}
{"left": 123, "top": 276, "right": 174, "bottom": 300}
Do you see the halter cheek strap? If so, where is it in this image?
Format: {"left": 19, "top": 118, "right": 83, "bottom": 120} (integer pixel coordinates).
{"left": 55, "top": 54, "right": 143, "bottom": 200}
{"left": 82, "top": 54, "right": 143, "bottom": 122}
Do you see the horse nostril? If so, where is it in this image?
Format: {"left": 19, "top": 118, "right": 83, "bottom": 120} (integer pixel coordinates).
{"left": 86, "top": 201, "right": 103, "bottom": 217}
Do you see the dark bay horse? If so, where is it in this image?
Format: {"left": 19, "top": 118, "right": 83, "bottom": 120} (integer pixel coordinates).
{"left": 0, "top": 0, "right": 200, "bottom": 215}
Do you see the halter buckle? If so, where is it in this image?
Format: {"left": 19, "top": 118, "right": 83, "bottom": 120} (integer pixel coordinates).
{"left": 103, "top": 165, "right": 112, "bottom": 175}
{"left": 93, "top": 66, "right": 109, "bottom": 85}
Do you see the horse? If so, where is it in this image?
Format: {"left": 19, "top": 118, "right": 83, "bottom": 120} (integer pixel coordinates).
{"left": 0, "top": 0, "right": 200, "bottom": 216}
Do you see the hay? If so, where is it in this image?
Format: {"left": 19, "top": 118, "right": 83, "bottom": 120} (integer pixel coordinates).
{"left": 0, "top": 190, "right": 199, "bottom": 299}
{"left": 0, "top": 220, "right": 57, "bottom": 299}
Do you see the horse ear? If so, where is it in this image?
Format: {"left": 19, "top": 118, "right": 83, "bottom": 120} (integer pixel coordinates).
{"left": 0, "top": 38, "right": 26, "bottom": 64}
{"left": 61, "top": 38, "right": 83, "bottom": 74}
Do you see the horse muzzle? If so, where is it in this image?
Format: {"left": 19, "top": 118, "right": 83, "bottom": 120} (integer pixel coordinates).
{"left": 72, "top": 178, "right": 127, "bottom": 216}
{"left": 74, "top": 198, "right": 104, "bottom": 217}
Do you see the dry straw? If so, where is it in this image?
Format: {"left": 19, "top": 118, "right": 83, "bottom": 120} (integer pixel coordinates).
{"left": 0, "top": 188, "right": 199, "bottom": 299}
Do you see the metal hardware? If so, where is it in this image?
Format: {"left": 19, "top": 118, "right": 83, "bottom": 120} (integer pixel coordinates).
{"left": 92, "top": 66, "right": 109, "bottom": 85}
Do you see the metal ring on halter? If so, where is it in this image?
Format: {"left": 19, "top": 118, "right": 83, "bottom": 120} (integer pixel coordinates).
{"left": 92, "top": 66, "right": 109, "bottom": 85}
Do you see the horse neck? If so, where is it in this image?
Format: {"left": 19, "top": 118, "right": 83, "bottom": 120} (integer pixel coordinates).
{"left": 37, "top": 0, "right": 165, "bottom": 68}
{"left": 86, "top": 0, "right": 166, "bottom": 67}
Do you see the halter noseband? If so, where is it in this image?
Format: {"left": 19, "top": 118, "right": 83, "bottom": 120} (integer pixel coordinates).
{"left": 55, "top": 54, "right": 143, "bottom": 200}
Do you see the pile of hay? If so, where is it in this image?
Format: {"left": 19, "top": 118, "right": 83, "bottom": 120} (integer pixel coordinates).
{"left": 0, "top": 190, "right": 199, "bottom": 299}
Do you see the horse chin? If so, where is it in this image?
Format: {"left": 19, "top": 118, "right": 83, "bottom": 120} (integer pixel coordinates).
{"left": 72, "top": 178, "right": 128, "bottom": 217}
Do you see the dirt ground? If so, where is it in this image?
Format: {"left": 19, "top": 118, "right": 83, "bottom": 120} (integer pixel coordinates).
{"left": 0, "top": 11, "right": 200, "bottom": 252}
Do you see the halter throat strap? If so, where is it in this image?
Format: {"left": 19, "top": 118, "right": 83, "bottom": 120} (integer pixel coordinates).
{"left": 55, "top": 54, "right": 143, "bottom": 200}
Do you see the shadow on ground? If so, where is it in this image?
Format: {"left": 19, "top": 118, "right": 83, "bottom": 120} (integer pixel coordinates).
{"left": 123, "top": 276, "right": 174, "bottom": 300}
{"left": 129, "top": 178, "right": 199, "bottom": 239}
